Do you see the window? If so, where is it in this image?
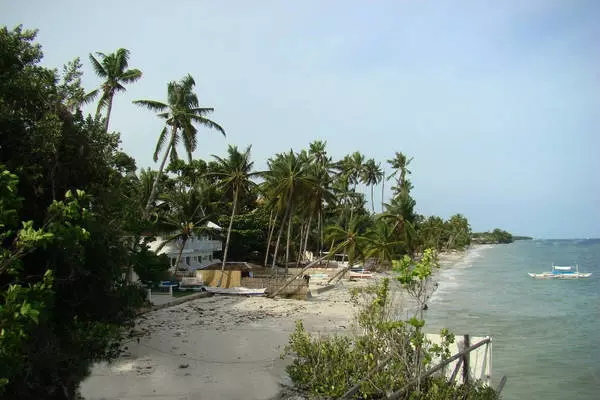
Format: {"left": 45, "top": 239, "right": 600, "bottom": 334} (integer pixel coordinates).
{"left": 185, "top": 256, "right": 191, "bottom": 266}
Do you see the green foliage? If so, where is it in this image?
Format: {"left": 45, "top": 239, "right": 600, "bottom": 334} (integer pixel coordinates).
{"left": 472, "top": 229, "right": 514, "bottom": 244}
{"left": 217, "top": 207, "right": 270, "bottom": 262}
{"left": 283, "top": 276, "right": 498, "bottom": 399}
{"left": 0, "top": 27, "right": 146, "bottom": 398}
{"left": 131, "top": 240, "right": 170, "bottom": 283}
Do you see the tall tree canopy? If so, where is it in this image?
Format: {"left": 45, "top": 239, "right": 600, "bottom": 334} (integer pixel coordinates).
{"left": 88, "top": 48, "right": 142, "bottom": 131}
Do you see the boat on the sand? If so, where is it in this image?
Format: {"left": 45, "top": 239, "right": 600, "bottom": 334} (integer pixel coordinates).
{"left": 204, "top": 286, "right": 267, "bottom": 296}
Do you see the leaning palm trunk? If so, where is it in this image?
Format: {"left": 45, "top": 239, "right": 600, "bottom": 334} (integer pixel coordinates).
{"left": 144, "top": 127, "right": 177, "bottom": 215}
{"left": 326, "top": 259, "right": 359, "bottom": 285}
{"left": 267, "top": 238, "right": 350, "bottom": 298}
{"left": 271, "top": 187, "right": 294, "bottom": 270}
{"left": 264, "top": 208, "right": 276, "bottom": 266}
{"left": 218, "top": 189, "right": 238, "bottom": 287}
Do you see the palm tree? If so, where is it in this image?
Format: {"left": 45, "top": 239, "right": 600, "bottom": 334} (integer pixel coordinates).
{"left": 324, "top": 219, "right": 368, "bottom": 284}
{"left": 156, "top": 184, "right": 209, "bottom": 271}
{"left": 87, "top": 48, "right": 142, "bottom": 131}
{"left": 364, "top": 220, "right": 402, "bottom": 269}
{"left": 262, "top": 151, "right": 315, "bottom": 273}
{"left": 387, "top": 152, "right": 413, "bottom": 195}
{"left": 362, "top": 158, "right": 383, "bottom": 214}
{"left": 379, "top": 192, "right": 417, "bottom": 256}
{"left": 210, "top": 145, "right": 258, "bottom": 286}
{"left": 134, "top": 74, "right": 226, "bottom": 216}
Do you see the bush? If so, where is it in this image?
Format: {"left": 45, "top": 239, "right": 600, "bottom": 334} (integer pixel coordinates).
{"left": 282, "top": 270, "right": 500, "bottom": 399}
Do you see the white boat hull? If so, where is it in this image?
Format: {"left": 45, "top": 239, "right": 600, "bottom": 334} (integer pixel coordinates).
{"left": 528, "top": 272, "right": 592, "bottom": 279}
{"left": 205, "top": 287, "right": 266, "bottom": 296}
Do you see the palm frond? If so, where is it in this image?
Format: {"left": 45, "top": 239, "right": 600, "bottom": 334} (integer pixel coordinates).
{"left": 89, "top": 53, "right": 107, "bottom": 77}
{"left": 82, "top": 89, "right": 99, "bottom": 105}
{"left": 190, "top": 107, "right": 215, "bottom": 115}
{"left": 96, "top": 91, "right": 110, "bottom": 114}
{"left": 115, "top": 48, "right": 131, "bottom": 73}
{"left": 120, "top": 68, "right": 142, "bottom": 83}
{"left": 133, "top": 99, "right": 169, "bottom": 112}
{"left": 153, "top": 126, "right": 168, "bottom": 162}
{"left": 189, "top": 115, "right": 226, "bottom": 137}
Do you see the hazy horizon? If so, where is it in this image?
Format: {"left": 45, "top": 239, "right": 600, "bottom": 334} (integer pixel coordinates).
{"left": 2, "top": 0, "right": 598, "bottom": 239}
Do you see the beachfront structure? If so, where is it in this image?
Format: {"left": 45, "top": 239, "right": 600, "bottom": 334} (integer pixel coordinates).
{"left": 147, "top": 222, "right": 223, "bottom": 273}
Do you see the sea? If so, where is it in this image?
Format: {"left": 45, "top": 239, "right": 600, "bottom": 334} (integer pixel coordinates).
{"left": 424, "top": 239, "right": 600, "bottom": 400}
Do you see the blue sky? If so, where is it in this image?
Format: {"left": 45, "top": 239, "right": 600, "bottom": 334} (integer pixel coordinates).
{"left": 2, "top": 0, "right": 599, "bottom": 238}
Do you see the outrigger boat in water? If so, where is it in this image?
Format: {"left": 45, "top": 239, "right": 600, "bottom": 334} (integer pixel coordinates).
{"left": 528, "top": 264, "right": 592, "bottom": 279}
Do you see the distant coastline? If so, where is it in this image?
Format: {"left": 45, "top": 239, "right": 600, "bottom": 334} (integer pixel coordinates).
{"left": 471, "top": 228, "right": 532, "bottom": 245}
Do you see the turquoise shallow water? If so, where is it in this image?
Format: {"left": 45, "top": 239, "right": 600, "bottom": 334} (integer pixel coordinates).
{"left": 425, "top": 240, "right": 600, "bottom": 400}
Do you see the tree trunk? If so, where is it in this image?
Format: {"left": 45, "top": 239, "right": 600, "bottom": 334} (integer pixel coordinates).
{"left": 370, "top": 184, "right": 375, "bottom": 213}
{"left": 218, "top": 188, "right": 238, "bottom": 287}
{"left": 264, "top": 208, "right": 276, "bottom": 266}
{"left": 175, "top": 238, "right": 187, "bottom": 271}
{"left": 317, "top": 211, "right": 322, "bottom": 256}
{"left": 271, "top": 186, "right": 294, "bottom": 271}
{"left": 348, "top": 183, "right": 356, "bottom": 227}
{"left": 296, "top": 221, "right": 305, "bottom": 267}
{"left": 285, "top": 208, "right": 293, "bottom": 275}
{"left": 144, "top": 127, "right": 177, "bottom": 216}
{"left": 302, "top": 213, "right": 312, "bottom": 262}
{"left": 104, "top": 93, "right": 114, "bottom": 132}
{"left": 381, "top": 179, "right": 385, "bottom": 213}
{"left": 267, "top": 238, "right": 350, "bottom": 298}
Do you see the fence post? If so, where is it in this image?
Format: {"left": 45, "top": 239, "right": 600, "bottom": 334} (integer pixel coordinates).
{"left": 147, "top": 288, "right": 152, "bottom": 303}
{"left": 169, "top": 285, "right": 173, "bottom": 296}
{"left": 462, "top": 334, "right": 470, "bottom": 384}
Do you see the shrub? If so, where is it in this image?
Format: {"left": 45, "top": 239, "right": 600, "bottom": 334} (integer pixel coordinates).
{"left": 282, "top": 253, "right": 500, "bottom": 399}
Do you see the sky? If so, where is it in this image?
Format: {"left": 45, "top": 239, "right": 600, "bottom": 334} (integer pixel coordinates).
{"left": 2, "top": 0, "right": 599, "bottom": 239}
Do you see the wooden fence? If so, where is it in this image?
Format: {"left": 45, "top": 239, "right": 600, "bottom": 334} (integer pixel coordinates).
{"left": 241, "top": 276, "right": 309, "bottom": 298}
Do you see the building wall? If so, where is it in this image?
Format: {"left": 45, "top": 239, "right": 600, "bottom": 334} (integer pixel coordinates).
{"left": 147, "top": 234, "right": 222, "bottom": 270}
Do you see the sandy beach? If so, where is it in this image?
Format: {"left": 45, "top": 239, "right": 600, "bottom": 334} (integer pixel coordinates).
{"left": 80, "top": 251, "right": 469, "bottom": 400}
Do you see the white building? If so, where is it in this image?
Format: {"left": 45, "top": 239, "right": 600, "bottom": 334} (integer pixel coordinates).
{"left": 148, "top": 222, "right": 223, "bottom": 273}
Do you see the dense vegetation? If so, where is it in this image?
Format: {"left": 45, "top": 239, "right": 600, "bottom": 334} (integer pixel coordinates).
{"left": 282, "top": 252, "right": 499, "bottom": 399}
{"left": 471, "top": 229, "right": 532, "bottom": 244}
{"left": 1, "top": 25, "right": 486, "bottom": 398}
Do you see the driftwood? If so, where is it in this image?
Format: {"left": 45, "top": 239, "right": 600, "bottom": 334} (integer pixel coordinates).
{"left": 387, "top": 337, "right": 491, "bottom": 400}
{"left": 267, "top": 239, "right": 350, "bottom": 298}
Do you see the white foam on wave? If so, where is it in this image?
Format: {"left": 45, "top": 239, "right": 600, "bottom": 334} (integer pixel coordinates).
{"left": 430, "top": 246, "right": 492, "bottom": 303}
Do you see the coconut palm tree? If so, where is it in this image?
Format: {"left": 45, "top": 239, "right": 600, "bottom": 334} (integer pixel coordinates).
{"left": 324, "top": 218, "right": 369, "bottom": 284}
{"left": 379, "top": 191, "right": 417, "bottom": 256}
{"left": 209, "top": 145, "right": 258, "bottom": 286}
{"left": 156, "top": 183, "right": 209, "bottom": 271}
{"left": 87, "top": 48, "right": 142, "bottom": 131}
{"left": 364, "top": 220, "right": 402, "bottom": 269}
{"left": 362, "top": 158, "right": 383, "bottom": 214}
{"left": 387, "top": 152, "right": 413, "bottom": 195}
{"left": 262, "top": 150, "right": 315, "bottom": 273}
{"left": 133, "top": 74, "right": 225, "bottom": 216}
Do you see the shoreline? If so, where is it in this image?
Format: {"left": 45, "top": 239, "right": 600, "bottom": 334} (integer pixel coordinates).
{"left": 81, "top": 249, "right": 473, "bottom": 400}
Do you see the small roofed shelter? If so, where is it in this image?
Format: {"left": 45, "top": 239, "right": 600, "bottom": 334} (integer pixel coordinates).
{"left": 196, "top": 262, "right": 256, "bottom": 288}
